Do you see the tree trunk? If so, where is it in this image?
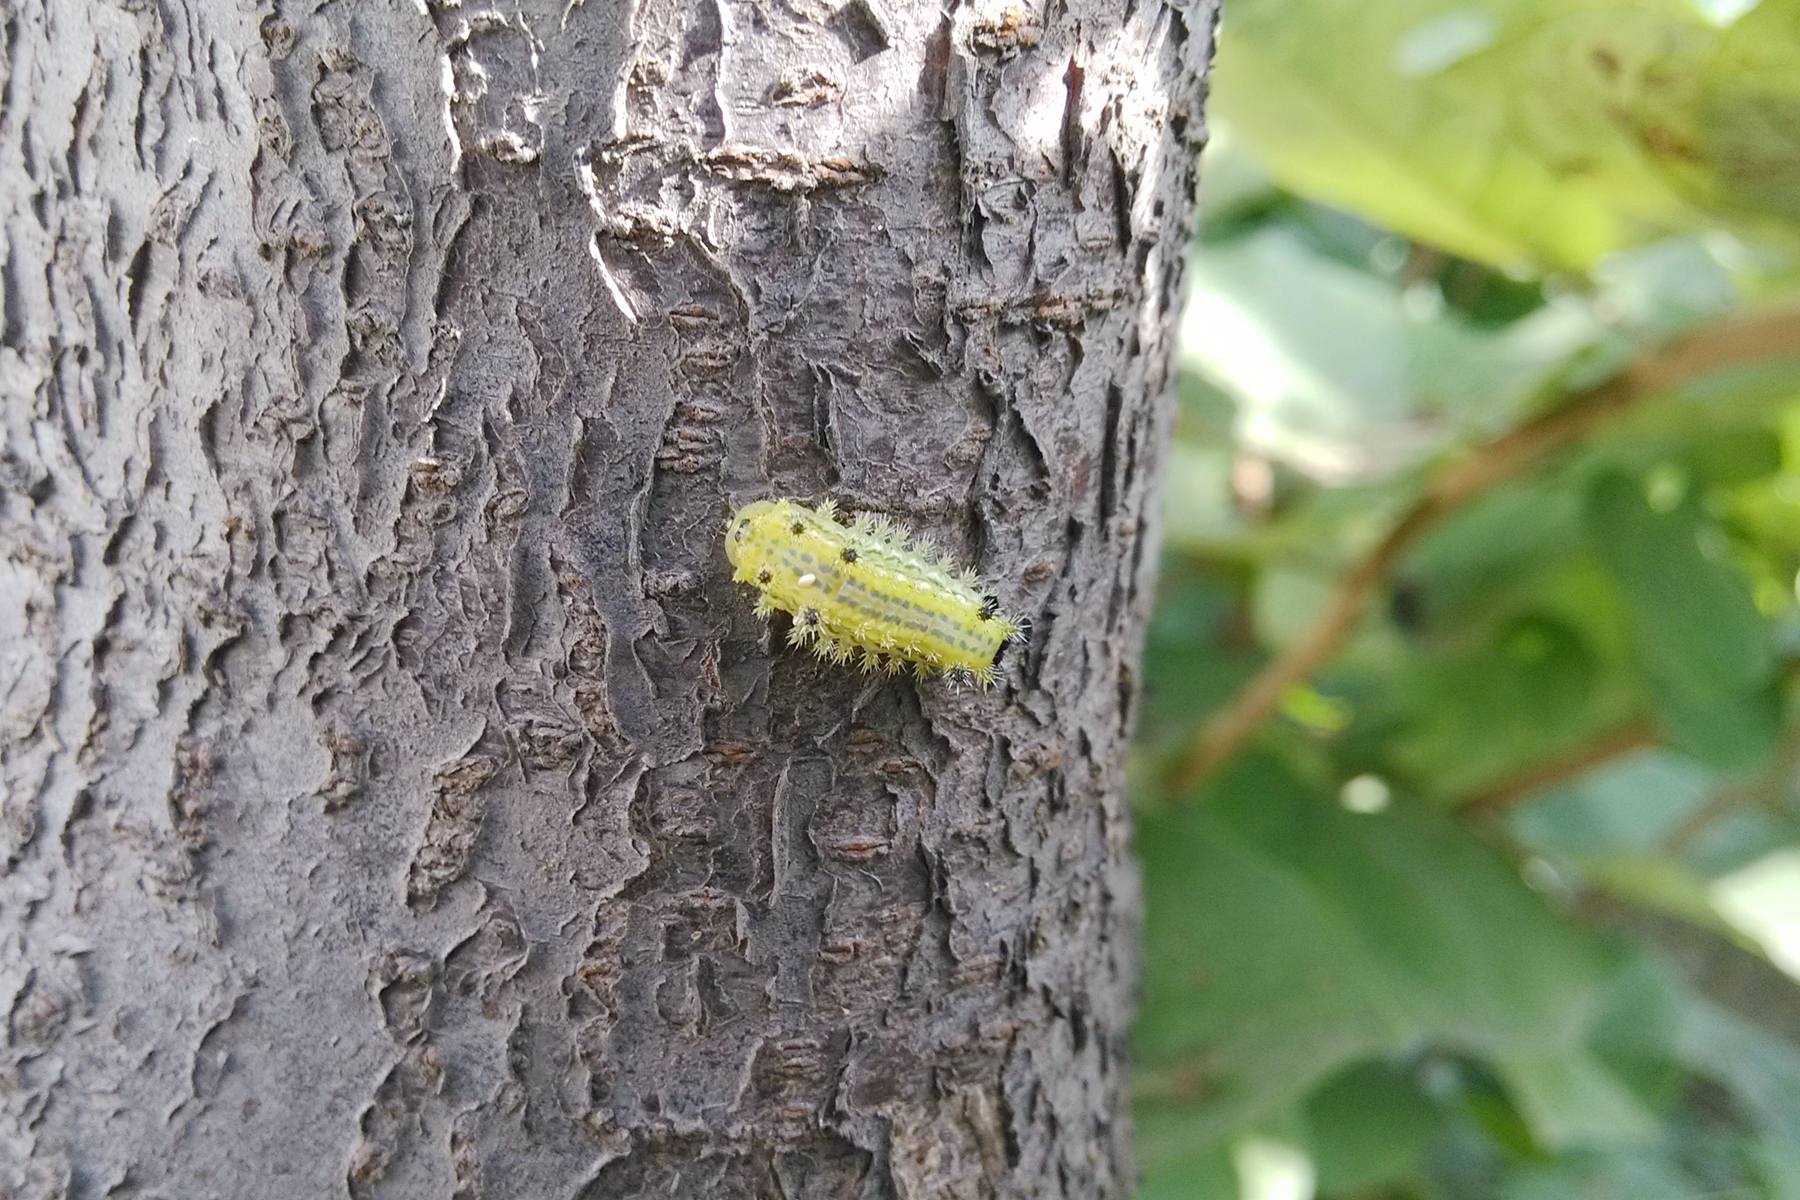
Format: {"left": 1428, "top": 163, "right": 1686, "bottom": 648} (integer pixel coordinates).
{"left": 0, "top": 0, "right": 1213, "bottom": 1195}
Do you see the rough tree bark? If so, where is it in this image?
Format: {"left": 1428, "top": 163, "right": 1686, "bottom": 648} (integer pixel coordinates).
{"left": 0, "top": 0, "right": 1213, "bottom": 1195}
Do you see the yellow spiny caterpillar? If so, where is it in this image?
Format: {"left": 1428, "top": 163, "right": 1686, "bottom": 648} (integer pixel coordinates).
{"left": 725, "top": 498, "right": 1025, "bottom": 686}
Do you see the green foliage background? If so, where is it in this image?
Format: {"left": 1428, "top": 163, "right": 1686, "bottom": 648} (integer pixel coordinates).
{"left": 1134, "top": 0, "right": 1800, "bottom": 1196}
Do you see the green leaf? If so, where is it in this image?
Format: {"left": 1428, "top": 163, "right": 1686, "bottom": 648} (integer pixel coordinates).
{"left": 1135, "top": 757, "right": 1629, "bottom": 1175}
{"left": 1139, "top": 572, "right": 1263, "bottom": 757}
{"left": 1689, "top": 424, "right": 1784, "bottom": 484}
{"left": 1389, "top": 611, "right": 1609, "bottom": 794}
{"left": 1211, "top": 0, "right": 1720, "bottom": 271}
{"left": 1509, "top": 749, "right": 1717, "bottom": 858}
{"left": 1584, "top": 471, "right": 1779, "bottom": 766}
{"left": 1304, "top": 1060, "right": 1444, "bottom": 1194}
{"left": 1162, "top": 441, "right": 1244, "bottom": 550}
{"left": 1698, "top": 0, "right": 1800, "bottom": 229}
{"left": 1400, "top": 480, "right": 1590, "bottom": 633}
{"left": 1382, "top": 547, "right": 1644, "bottom": 795}
{"left": 1493, "top": 1051, "right": 1659, "bottom": 1148}
{"left": 1573, "top": 855, "right": 1729, "bottom": 933}
{"left": 1675, "top": 993, "right": 1800, "bottom": 1200}
{"left": 1133, "top": 1131, "right": 1239, "bottom": 1200}
{"left": 1590, "top": 237, "right": 1743, "bottom": 337}
{"left": 1645, "top": 679, "right": 1782, "bottom": 769}
{"left": 1181, "top": 227, "right": 1614, "bottom": 483}
{"left": 1587, "top": 952, "right": 1689, "bottom": 1110}
{"left": 1502, "top": 1153, "right": 1712, "bottom": 1200}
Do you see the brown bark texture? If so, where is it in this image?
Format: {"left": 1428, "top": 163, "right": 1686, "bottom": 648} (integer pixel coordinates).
{"left": 0, "top": 0, "right": 1213, "bottom": 1196}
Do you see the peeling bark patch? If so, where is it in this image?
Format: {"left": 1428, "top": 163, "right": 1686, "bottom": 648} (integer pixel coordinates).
{"left": 701, "top": 145, "right": 879, "bottom": 192}
{"left": 318, "top": 720, "right": 369, "bottom": 811}
{"left": 406, "top": 756, "right": 499, "bottom": 907}
{"left": 890, "top": 1086, "right": 1011, "bottom": 1199}
{"left": 374, "top": 950, "right": 438, "bottom": 1042}
{"left": 8, "top": 971, "right": 76, "bottom": 1049}
{"left": 444, "top": 905, "right": 529, "bottom": 1015}
{"left": 971, "top": 4, "right": 1044, "bottom": 55}
{"left": 347, "top": 1044, "right": 448, "bottom": 1200}
{"left": 170, "top": 735, "right": 214, "bottom": 848}
{"left": 771, "top": 68, "right": 845, "bottom": 108}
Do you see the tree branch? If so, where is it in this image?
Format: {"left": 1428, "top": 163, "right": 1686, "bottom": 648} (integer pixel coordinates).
{"left": 1455, "top": 719, "right": 1659, "bottom": 820}
{"left": 1164, "top": 307, "right": 1800, "bottom": 798}
{"left": 1457, "top": 660, "right": 1800, "bottom": 822}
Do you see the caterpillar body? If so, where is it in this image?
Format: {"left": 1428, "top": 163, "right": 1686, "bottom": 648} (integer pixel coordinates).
{"left": 725, "top": 499, "right": 1024, "bottom": 686}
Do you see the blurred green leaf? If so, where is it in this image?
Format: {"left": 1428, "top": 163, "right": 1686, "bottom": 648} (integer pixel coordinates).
{"left": 1676, "top": 994, "right": 1800, "bottom": 1199}
{"left": 1399, "top": 480, "right": 1590, "bottom": 632}
{"left": 1134, "top": 5, "right": 1800, "bottom": 1195}
{"left": 1588, "top": 952, "right": 1691, "bottom": 1109}
{"left": 1134, "top": 1134, "right": 1238, "bottom": 1200}
{"left": 1181, "top": 227, "right": 1615, "bottom": 482}
{"left": 1387, "top": 610, "right": 1614, "bottom": 794}
{"left": 1505, "top": 744, "right": 1800, "bottom": 931}
{"left": 1691, "top": 424, "right": 1785, "bottom": 483}
{"left": 1651, "top": 682, "right": 1785, "bottom": 769}
{"left": 1304, "top": 1060, "right": 1444, "bottom": 1194}
{"left": 1510, "top": 749, "right": 1717, "bottom": 857}
{"left": 1502, "top": 1152, "right": 1713, "bottom": 1200}
{"left": 1135, "top": 757, "right": 1630, "bottom": 1175}
{"left": 1495, "top": 1051, "right": 1659, "bottom": 1148}
{"left": 1585, "top": 470, "right": 1780, "bottom": 766}
{"left": 1162, "top": 441, "right": 1245, "bottom": 550}
{"left": 1579, "top": 854, "right": 1729, "bottom": 931}
{"left": 1139, "top": 572, "right": 1263, "bottom": 755}
{"left": 1212, "top": 0, "right": 1724, "bottom": 271}
{"left": 1590, "top": 236, "right": 1743, "bottom": 335}
{"left": 1380, "top": 543, "right": 1644, "bottom": 795}
{"left": 1699, "top": 0, "right": 1800, "bottom": 230}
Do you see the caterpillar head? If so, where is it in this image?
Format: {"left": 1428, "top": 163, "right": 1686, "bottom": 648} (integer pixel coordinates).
{"left": 726, "top": 499, "right": 803, "bottom": 578}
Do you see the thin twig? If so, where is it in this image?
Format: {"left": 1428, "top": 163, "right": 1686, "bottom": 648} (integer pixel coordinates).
{"left": 1461, "top": 650, "right": 1800, "bottom": 822}
{"left": 1660, "top": 685, "right": 1800, "bottom": 853}
{"left": 1164, "top": 307, "right": 1800, "bottom": 798}
{"left": 1456, "top": 720, "right": 1660, "bottom": 819}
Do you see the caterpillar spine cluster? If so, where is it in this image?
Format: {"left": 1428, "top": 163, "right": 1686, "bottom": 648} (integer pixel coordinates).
{"left": 725, "top": 498, "right": 1025, "bottom": 686}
